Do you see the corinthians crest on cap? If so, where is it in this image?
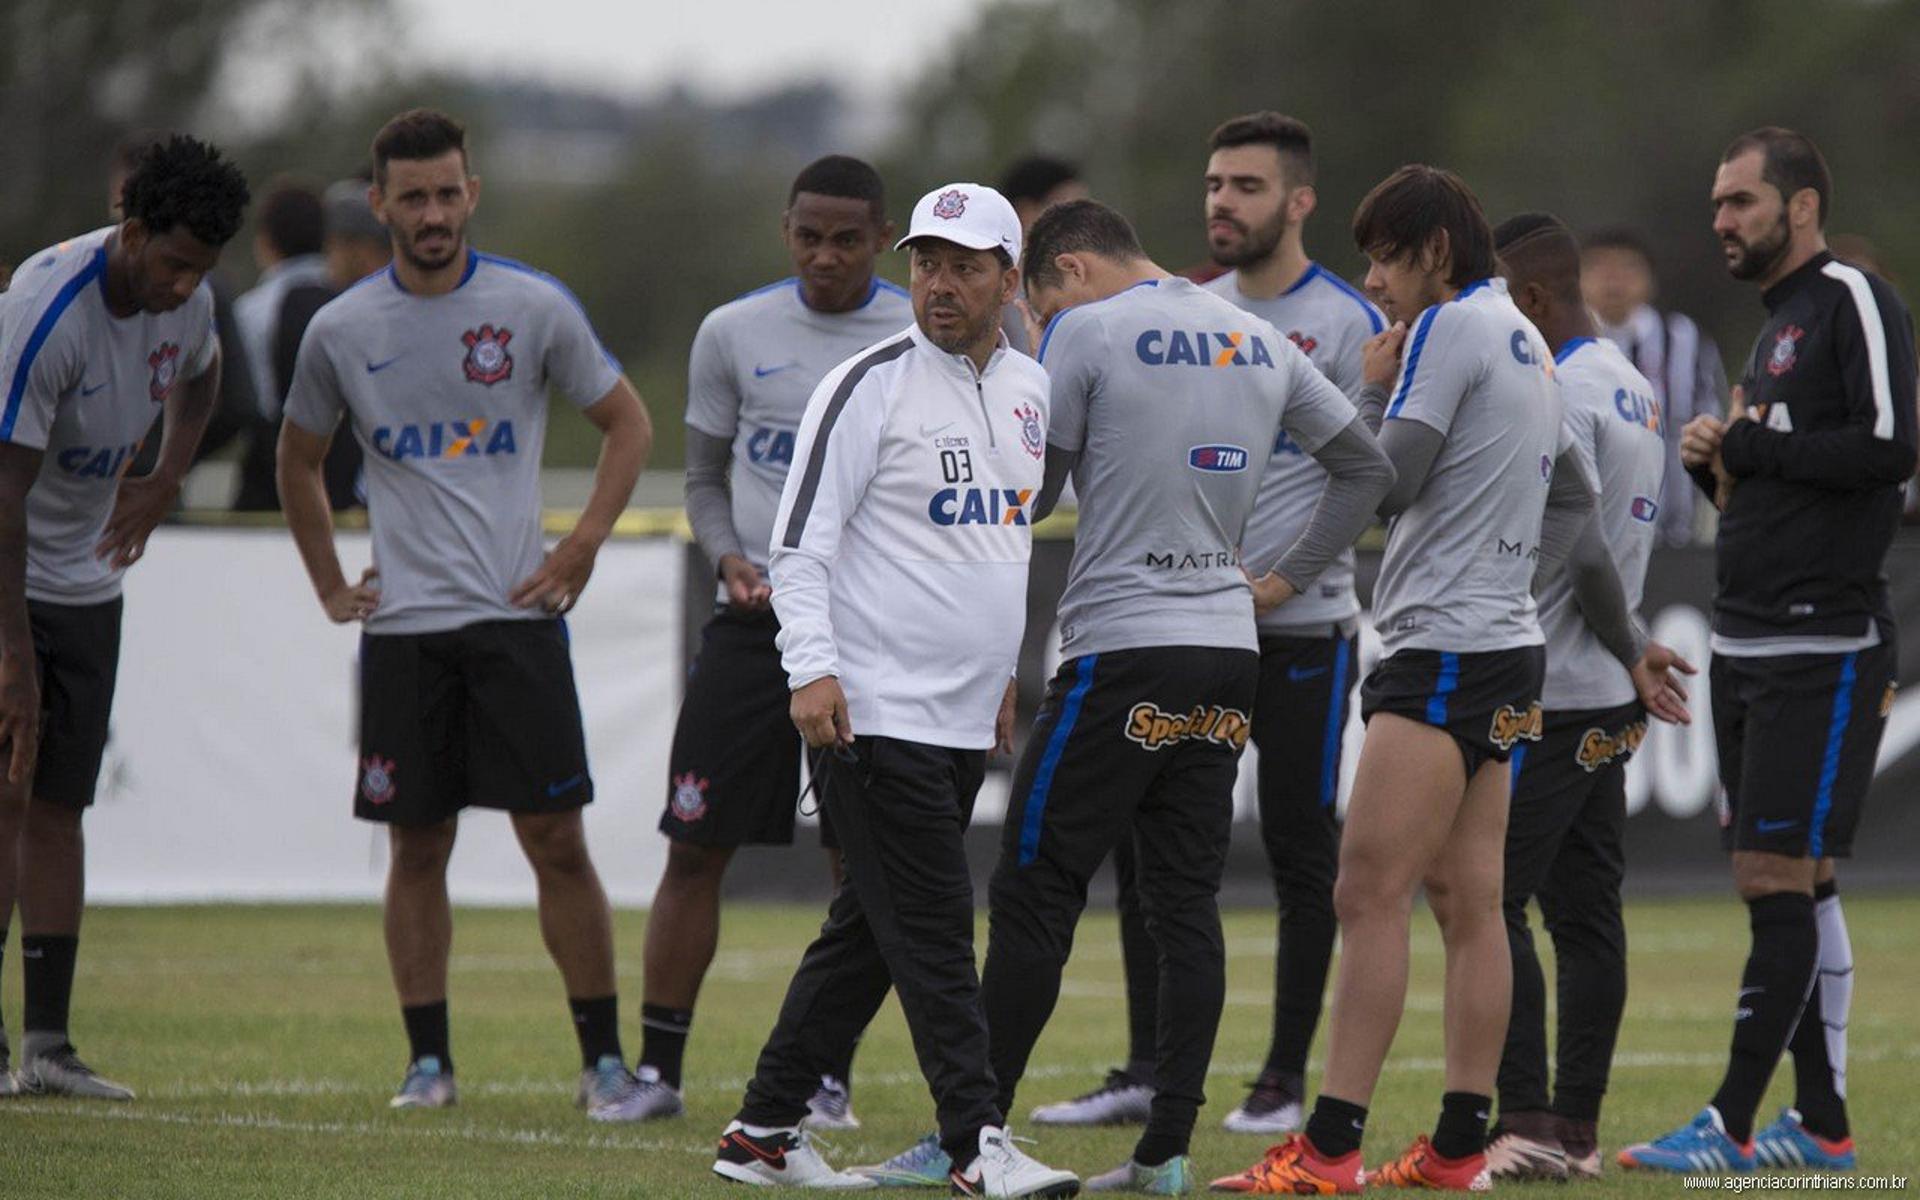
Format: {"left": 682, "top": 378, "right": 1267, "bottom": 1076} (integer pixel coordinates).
{"left": 931, "top": 189, "right": 968, "bottom": 220}
{"left": 462, "top": 324, "right": 514, "bottom": 386}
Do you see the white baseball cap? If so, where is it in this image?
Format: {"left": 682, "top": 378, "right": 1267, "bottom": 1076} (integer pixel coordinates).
{"left": 895, "top": 182, "right": 1022, "bottom": 264}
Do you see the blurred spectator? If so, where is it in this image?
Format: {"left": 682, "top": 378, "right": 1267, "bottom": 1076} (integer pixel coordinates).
{"left": 996, "top": 154, "right": 1087, "bottom": 353}
{"left": 1582, "top": 227, "right": 1728, "bottom": 546}
{"left": 1829, "top": 232, "right": 1896, "bottom": 284}
{"left": 321, "top": 176, "right": 392, "bottom": 286}
{"left": 232, "top": 178, "right": 332, "bottom": 510}
{"left": 110, "top": 131, "right": 256, "bottom": 475}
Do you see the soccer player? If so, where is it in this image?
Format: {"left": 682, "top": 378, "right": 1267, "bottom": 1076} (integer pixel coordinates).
{"left": 710, "top": 183, "right": 1074, "bottom": 1196}
{"left": 1033, "top": 111, "right": 1385, "bottom": 1137}
{"left": 1484, "top": 214, "right": 1666, "bottom": 1181}
{"left": 276, "top": 109, "right": 654, "bottom": 1117}
{"left": 859, "top": 197, "right": 1393, "bottom": 1194}
{"left": 0, "top": 135, "right": 249, "bottom": 1098}
{"left": 1623, "top": 127, "right": 1916, "bottom": 1175}
{"left": 1213, "top": 166, "right": 1690, "bottom": 1195}
{"left": 996, "top": 155, "right": 1088, "bottom": 355}
{"left": 639, "top": 155, "right": 909, "bottom": 1126}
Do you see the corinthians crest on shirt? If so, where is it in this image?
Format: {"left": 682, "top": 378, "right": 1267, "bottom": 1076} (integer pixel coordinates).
{"left": 1014, "top": 402, "right": 1044, "bottom": 459}
{"left": 462, "top": 324, "right": 514, "bottom": 385}
{"left": 147, "top": 342, "right": 181, "bottom": 403}
{"left": 1767, "top": 324, "right": 1806, "bottom": 377}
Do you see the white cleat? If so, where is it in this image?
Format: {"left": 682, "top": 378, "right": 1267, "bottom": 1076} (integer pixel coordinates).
{"left": 806, "top": 1074, "right": 861, "bottom": 1130}
{"left": 18, "top": 1044, "right": 134, "bottom": 1101}
{"left": 585, "top": 1062, "right": 684, "bottom": 1123}
{"left": 711, "top": 1119, "right": 878, "bottom": 1188}
{"left": 389, "top": 1056, "right": 456, "bottom": 1109}
{"left": 1220, "top": 1073, "right": 1304, "bottom": 1135}
{"left": 1485, "top": 1127, "right": 1569, "bottom": 1182}
{"left": 1029, "top": 1069, "right": 1153, "bottom": 1127}
{"left": 951, "top": 1125, "right": 1080, "bottom": 1198}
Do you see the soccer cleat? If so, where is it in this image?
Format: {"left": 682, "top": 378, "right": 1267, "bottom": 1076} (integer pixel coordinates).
{"left": 1370, "top": 1136, "right": 1492, "bottom": 1191}
{"left": 1221, "top": 1072, "right": 1304, "bottom": 1135}
{"left": 1617, "top": 1107, "right": 1755, "bottom": 1174}
{"left": 1484, "top": 1125, "right": 1568, "bottom": 1182}
{"left": 587, "top": 1062, "right": 683, "bottom": 1122}
{"left": 0, "top": 1029, "right": 22, "bottom": 1098}
{"left": 850, "top": 1133, "right": 953, "bottom": 1187}
{"left": 711, "top": 1119, "right": 877, "bottom": 1189}
{"left": 388, "top": 1056, "right": 456, "bottom": 1109}
{"left": 949, "top": 1126, "right": 1079, "bottom": 1197}
{"left": 807, "top": 1074, "right": 862, "bottom": 1130}
{"left": 1086, "top": 1156, "right": 1193, "bottom": 1194}
{"left": 1564, "top": 1148, "right": 1602, "bottom": 1180}
{"left": 18, "top": 1044, "right": 135, "bottom": 1102}
{"left": 1556, "top": 1116, "right": 1602, "bottom": 1180}
{"left": 1030, "top": 1068, "right": 1154, "bottom": 1126}
{"left": 1753, "top": 1108, "right": 1857, "bottom": 1171}
{"left": 1207, "top": 1133, "right": 1365, "bottom": 1194}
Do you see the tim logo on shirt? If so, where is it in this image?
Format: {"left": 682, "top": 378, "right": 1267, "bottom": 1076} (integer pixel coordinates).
{"left": 371, "top": 419, "right": 518, "bottom": 461}
{"left": 1135, "top": 329, "right": 1276, "bottom": 368}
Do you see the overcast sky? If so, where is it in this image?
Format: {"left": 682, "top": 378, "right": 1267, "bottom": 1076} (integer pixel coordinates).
{"left": 403, "top": 0, "right": 1004, "bottom": 102}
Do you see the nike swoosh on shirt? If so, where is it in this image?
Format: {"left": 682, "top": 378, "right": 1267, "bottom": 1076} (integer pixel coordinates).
{"left": 80, "top": 382, "right": 108, "bottom": 397}
{"left": 546, "top": 774, "right": 585, "bottom": 798}
{"left": 920, "top": 421, "right": 956, "bottom": 437}
{"left": 1287, "top": 665, "right": 1329, "bottom": 682}
{"left": 753, "top": 362, "right": 798, "bottom": 378}
{"left": 366, "top": 356, "right": 405, "bottom": 373}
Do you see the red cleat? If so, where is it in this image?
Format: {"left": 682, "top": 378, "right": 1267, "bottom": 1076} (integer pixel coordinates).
{"left": 1371, "top": 1135, "right": 1493, "bottom": 1191}
{"left": 1208, "top": 1132, "right": 1366, "bottom": 1194}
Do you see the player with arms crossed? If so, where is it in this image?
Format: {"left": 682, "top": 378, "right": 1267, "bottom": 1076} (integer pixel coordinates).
{"left": 1483, "top": 214, "right": 1667, "bottom": 1181}
{"left": 0, "top": 135, "right": 248, "bottom": 1099}
{"left": 1622, "top": 127, "right": 1916, "bottom": 1175}
{"left": 276, "top": 109, "right": 654, "bottom": 1117}
{"left": 639, "top": 155, "right": 908, "bottom": 1126}
{"left": 1215, "top": 167, "right": 1690, "bottom": 1195}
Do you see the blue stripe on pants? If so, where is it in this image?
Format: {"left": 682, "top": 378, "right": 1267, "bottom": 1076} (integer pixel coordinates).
{"left": 1018, "top": 654, "right": 1098, "bottom": 866}
{"left": 1319, "top": 638, "right": 1352, "bottom": 807}
{"left": 1811, "top": 653, "right": 1858, "bottom": 858}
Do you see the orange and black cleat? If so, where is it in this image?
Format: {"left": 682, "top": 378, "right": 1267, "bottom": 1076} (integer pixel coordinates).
{"left": 1370, "top": 1135, "right": 1493, "bottom": 1191}
{"left": 1208, "top": 1132, "right": 1366, "bottom": 1194}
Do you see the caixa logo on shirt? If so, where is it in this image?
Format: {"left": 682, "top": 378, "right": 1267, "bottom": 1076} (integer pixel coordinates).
{"left": 746, "top": 425, "right": 795, "bottom": 467}
{"left": 371, "top": 419, "right": 518, "bottom": 461}
{"left": 1135, "top": 329, "right": 1276, "bottom": 368}
{"left": 56, "top": 442, "right": 142, "bottom": 478}
{"left": 928, "top": 487, "right": 1033, "bottom": 526}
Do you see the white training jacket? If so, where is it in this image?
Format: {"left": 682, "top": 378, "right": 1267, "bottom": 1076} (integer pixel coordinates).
{"left": 769, "top": 322, "right": 1049, "bottom": 750}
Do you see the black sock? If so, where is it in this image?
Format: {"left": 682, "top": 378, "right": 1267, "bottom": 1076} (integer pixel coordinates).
{"left": 1710, "top": 891, "right": 1817, "bottom": 1144}
{"left": 1132, "top": 1131, "right": 1186, "bottom": 1168}
{"left": 401, "top": 1000, "right": 452, "bottom": 1073}
{"left": 1790, "top": 879, "right": 1850, "bottom": 1140}
{"left": 1306, "top": 1095, "right": 1369, "bottom": 1159}
{"left": 1432, "top": 1091, "right": 1493, "bottom": 1159}
{"left": 639, "top": 1002, "right": 693, "bottom": 1088}
{"left": 21, "top": 934, "right": 79, "bottom": 1036}
{"left": 569, "top": 994, "right": 621, "bottom": 1068}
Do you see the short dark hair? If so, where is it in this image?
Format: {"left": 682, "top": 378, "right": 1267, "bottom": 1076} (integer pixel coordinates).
{"left": 1208, "top": 111, "right": 1315, "bottom": 186}
{"left": 1021, "top": 199, "right": 1145, "bottom": 291}
{"left": 372, "top": 108, "right": 468, "bottom": 185}
{"left": 119, "top": 135, "right": 251, "bottom": 248}
{"left": 1492, "top": 211, "right": 1583, "bottom": 304}
{"left": 1582, "top": 225, "right": 1655, "bottom": 267}
{"left": 788, "top": 155, "right": 886, "bottom": 220}
{"left": 998, "top": 155, "right": 1081, "bottom": 207}
{"left": 1351, "top": 164, "right": 1496, "bottom": 289}
{"left": 1723, "top": 126, "right": 1832, "bottom": 226}
{"left": 112, "top": 129, "right": 172, "bottom": 175}
{"left": 259, "top": 178, "right": 325, "bottom": 258}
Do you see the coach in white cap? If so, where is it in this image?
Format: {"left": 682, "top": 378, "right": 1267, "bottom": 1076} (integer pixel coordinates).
{"left": 710, "top": 185, "right": 1078, "bottom": 1196}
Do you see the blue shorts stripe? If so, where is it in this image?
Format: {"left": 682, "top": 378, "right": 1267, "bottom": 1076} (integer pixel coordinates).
{"left": 1319, "top": 638, "right": 1352, "bottom": 808}
{"left": 1019, "top": 654, "right": 1098, "bottom": 866}
{"left": 1426, "top": 652, "right": 1461, "bottom": 727}
{"left": 1811, "top": 653, "right": 1859, "bottom": 858}
{"left": 1509, "top": 743, "right": 1528, "bottom": 788}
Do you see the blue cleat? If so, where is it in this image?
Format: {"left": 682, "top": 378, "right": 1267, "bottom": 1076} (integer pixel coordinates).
{"left": 389, "top": 1055, "right": 456, "bottom": 1109}
{"left": 1754, "top": 1109, "right": 1856, "bottom": 1171}
{"left": 1619, "top": 1107, "right": 1755, "bottom": 1174}
{"left": 1086, "top": 1154, "right": 1193, "bottom": 1194}
{"left": 849, "top": 1132, "right": 952, "bottom": 1188}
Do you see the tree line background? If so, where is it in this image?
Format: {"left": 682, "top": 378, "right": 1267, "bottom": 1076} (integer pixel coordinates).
{"left": 5, "top": 0, "right": 1917, "bottom": 468}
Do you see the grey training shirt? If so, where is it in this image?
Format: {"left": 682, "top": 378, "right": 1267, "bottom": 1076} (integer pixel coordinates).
{"left": 1041, "top": 276, "right": 1360, "bottom": 658}
{"left": 283, "top": 248, "right": 621, "bottom": 635}
{"left": 1204, "top": 263, "right": 1384, "bottom": 634}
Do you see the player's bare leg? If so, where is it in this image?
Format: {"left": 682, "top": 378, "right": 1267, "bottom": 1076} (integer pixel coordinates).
{"left": 1424, "top": 759, "right": 1512, "bottom": 1098}
{"left": 643, "top": 840, "right": 735, "bottom": 1012}
{"left": 513, "top": 810, "right": 617, "bottom": 998}
{"left": 384, "top": 819, "right": 458, "bottom": 1108}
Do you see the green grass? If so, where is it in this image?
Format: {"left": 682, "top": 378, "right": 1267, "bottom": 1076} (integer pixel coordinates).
{"left": 5, "top": 896, "right": 1918, "bottom": 1197}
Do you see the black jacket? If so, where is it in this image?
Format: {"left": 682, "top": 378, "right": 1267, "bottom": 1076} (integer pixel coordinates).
{"left": 1695, "top": 251, "right": 1918, "bottom": 640}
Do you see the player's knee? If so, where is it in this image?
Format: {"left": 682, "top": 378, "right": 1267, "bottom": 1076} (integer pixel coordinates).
{"left": 1333, "top": 862, "right": 1407, "bottom": 925}
{"left": 390, "top": 822, "right": 456, "bottom": 876}
{"left": 23, "top": 798, "right": 83, "bottom": 849}
{"left": 517, "top": 815, "right": 592, "bottom": 877}
{"left": 662, "top": 839, "right": 733, "bottom": 887}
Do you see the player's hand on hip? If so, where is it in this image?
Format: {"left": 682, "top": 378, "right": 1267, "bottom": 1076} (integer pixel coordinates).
{"left": 1361, "top": 322, "right": 1409, "bottom": 390}
{"left": 718, "top": 554, "right": 772, "bottom": 612}
{"left": 994, "top": 676, "right": 1018, "bottom": 756}
{"left": 511, "top": 534, "right": 597, "bottom": 615}
{"left": 322, "top": 567, "right": 381, "bottom": 624}
{"left": 1245, "top": 568, "right": 1297, "bottom": 615}
{"left": 791, "top": 677, "right": 853, "bottom": 750}
{"left": 0, "top": 655, "right": 40, "bottom": 785}
{"left": 95, "top": 472, "right": 181, "bottom": 568}
{"left": 1631, "top": 640, "right": 1697, "bottom": 725}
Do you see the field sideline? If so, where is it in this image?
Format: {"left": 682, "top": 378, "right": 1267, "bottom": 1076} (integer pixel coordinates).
{"left": 6, "top": 896, "right": 1918, "bottom": 1198}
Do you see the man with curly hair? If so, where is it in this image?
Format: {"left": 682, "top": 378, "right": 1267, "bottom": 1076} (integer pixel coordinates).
{"left": 0, "top": 134, "right": 250, "bottom": 1099}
